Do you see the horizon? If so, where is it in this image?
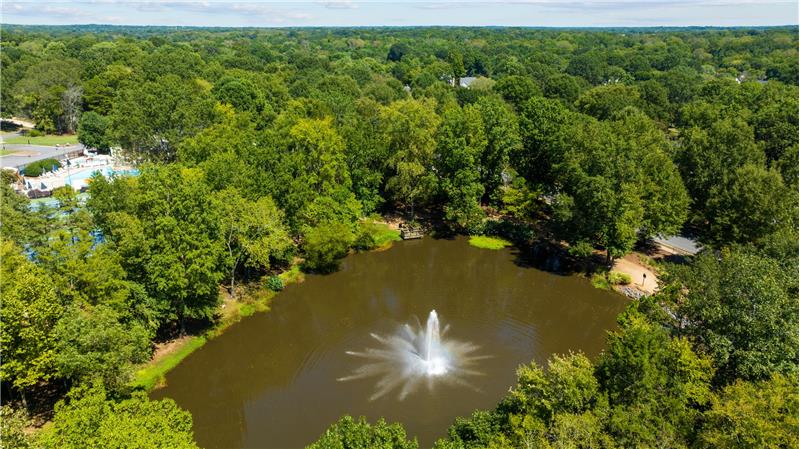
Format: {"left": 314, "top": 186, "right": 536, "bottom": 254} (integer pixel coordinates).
{"left": 2, "top": 1, "right": 798, "bottom": 28}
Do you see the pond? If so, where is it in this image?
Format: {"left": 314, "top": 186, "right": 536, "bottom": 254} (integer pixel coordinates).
{"left": 152, "top": 236, "right": 627, "bottom": 449}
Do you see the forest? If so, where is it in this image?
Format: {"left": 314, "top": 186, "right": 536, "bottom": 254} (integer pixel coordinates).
{"left": 0, "top": 25, "right": 797, "bottom": 448}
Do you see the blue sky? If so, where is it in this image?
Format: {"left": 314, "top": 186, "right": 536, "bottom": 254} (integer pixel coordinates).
{"left": 2, "top": 1, "right": 797, "bottom": 27}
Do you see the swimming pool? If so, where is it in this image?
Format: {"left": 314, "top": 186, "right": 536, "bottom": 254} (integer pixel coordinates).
{"left": 65, "top": 166, "right": 139, "bottom": 188}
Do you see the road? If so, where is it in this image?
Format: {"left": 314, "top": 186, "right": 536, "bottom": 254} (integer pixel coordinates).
{"left": 1, "top": 144, "right": 86, "bottom": 169}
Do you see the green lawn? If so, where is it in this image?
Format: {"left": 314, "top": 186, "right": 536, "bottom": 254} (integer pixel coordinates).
{"left": 4, "top": 134, "right": 78, "bottom": 146}
{"left": 132, "top": 336, "right": 207, "bottom": 391}
{"left": 469, "top": 235, "right": 512, "bottom": 250}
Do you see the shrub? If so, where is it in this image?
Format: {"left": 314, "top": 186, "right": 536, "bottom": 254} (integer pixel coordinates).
{"left": 1, "top": 169, "right": 18, "bottom": 184}
{"left": 354, "top": 221, "right": 401, "bottom": 250}
{"left": 608, "top": 271, "right": 632, "bottom": 285}
{"left": 21, "top": 158, "right": 61, "bottom": 177}
{"left": 303, "top": 222, "right": 355, "bottom": 273}
{"left": 265, "top": 276, "right": 284, "bottom": 292}
{"left": 28, "top": 129, "right": 44, "bottom": 137}
{"left": 591, "top": 273, "right": 611, "bottom": 290}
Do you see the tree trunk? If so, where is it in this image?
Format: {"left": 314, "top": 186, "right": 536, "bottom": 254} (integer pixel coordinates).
{"left": 230, "top": 268, "right": 236, "bottom": 299}
{"left": 20, "top": 389, "right": 28, "bottom": 413}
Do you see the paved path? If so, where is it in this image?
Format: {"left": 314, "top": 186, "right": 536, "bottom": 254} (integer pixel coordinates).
{"left": 613, "top": 253, "right": 659, "bottom": 295}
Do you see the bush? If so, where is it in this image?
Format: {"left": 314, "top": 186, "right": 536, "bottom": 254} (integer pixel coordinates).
{"left": 608, "top": 271, "right": 632, "bottom": 285}
{"left": 591, "top": 273, "right": 611, "bottom": 290}
{"left": 303, "top": 222, "right": 355, "bottom": 273}
{"left": 28, "top": 129, "right": 44, "bottom": 137}
{"left": 354, "top": 221, "right": 401, "bottom": 250}
{"left": 1, "top": 169, "right": 19, "bottom": 184}
{"left": 21, "top": 158, "right": 61, "bottom": 177}
{"left": 265, "top": 276, "right": 283, "bottom": 292}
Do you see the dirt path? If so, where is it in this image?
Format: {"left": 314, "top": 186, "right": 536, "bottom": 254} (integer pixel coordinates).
{"left": 613, "top": 253, "right": 658, "bottom": 294}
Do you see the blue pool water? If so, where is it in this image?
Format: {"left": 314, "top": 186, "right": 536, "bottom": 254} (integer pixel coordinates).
{"left": 66, "top": 166, "right": 139, "bottom": 184}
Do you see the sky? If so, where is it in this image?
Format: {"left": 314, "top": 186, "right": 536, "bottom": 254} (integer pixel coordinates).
{"left": 1, "top": 0, "right": 797, "bottom": 28}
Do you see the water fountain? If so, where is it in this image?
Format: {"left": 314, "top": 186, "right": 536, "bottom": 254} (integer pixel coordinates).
{"left": 340, "top": 310, "right": 487, "bottom": 400}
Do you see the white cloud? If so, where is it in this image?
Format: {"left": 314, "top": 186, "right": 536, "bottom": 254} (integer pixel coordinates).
{"left": 320, "top": 0, "right": 358, "bottom": 9}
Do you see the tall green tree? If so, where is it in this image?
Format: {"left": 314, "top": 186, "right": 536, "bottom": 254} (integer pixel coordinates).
{"left": 705, "top": 164, "right": 794, "bottom": 245}
{"left": 0, "top": 241, "right": 63, "bottom": 405}
{"left": 54, "top": 305, "right": 151, "bottom": 391}
{"left": 668, "top": 249, "right": 797, "bottom": 385}
{"left": 96, "top": 166, "right": 225, "bottom": 331}
{"left": 436, "top": 104, "right": 486, "bottom": 231}
{"left": 213, "top": 188, "right": 292, "bottom": 297}
{"left": 381, "top": 98, "right": 441, "bottom": 217}
{"left": 111, "top": 75, "right": 217, "bottom": 161}
{"left": 475, "top": 96, "right": 521, "bottom": 204}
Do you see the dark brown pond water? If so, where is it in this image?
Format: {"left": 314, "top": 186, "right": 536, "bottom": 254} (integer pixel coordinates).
{"left": 152, "top": 237, "right": 627, "bottom": 449}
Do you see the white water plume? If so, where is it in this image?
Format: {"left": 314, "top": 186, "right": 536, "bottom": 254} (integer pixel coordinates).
{"left": 339, "top": 310, "right": 488, "bottom": 401}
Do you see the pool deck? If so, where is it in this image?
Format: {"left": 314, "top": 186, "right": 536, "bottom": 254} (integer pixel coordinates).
{"left": 20, "top": 157, "right": 134, "bottom": 192}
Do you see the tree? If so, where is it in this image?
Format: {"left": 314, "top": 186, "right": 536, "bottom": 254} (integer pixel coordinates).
{"left": 40, "top": 384, "right": 199, "bottom": 449}
{"left": 303, "top": 222, "right": 355, "bottom": 274}
{"left": 381, "top": 99, "right": 441, "bottom": 217}
{"left": 436, "top": 104, "right": 486, "bottom": 231}
{"left": 111, "top": 75, "right": 217, "bottom": 161}
{"left": 697, "top": 374, "right": 798, "bottom": 449}
{"left": 575, "top": 84, "right": 640, "bottom": 120}
{"left": 509, "top": 353, "right": 599, "bottom": 423}
{"left": 515, "top": 97, "right": 573, "bottom": 189}
{"left": 78, "top": 111, "right": 112, "bottom": 152}
{"left": 475, "top": 96, "right": 521, "bottom": 204}
{"left": 54, "top": 305, "right": 151, "bottom": 391}
{"left": 97, "top": 166, "right": 225, "bottom": 331}
{"left": 705, "top": 164, "right": 793, "bottom": 245}
{"left": 60, "top": 85, "right": 83, "bottom": 133}
{"left": 0, "top": 240, "right": 63, "bottom": 406}
{"left": 678, "top": 116, "right": 765, "bottom": 216}
{"left": 12, "top": 58, "right": 81, "bottom": 133}
{"left": 0, "top": 184, "right": 46, "bottom": 247}
{"left": 387, "top": 43, "right": 410, "bottom": 62}
{"left": 596, "top": 311, "right": 713, "bottom": 447}
{"left": 213, "top": 188, "right": 292, "bottom": 297}
{"left": 669, "top": 249, "right": 797, "bottom": 385}
{"left": 551, "top": 109, "right": 688, "bottom": 262}
{"left": 309, "top": 415, "right": 418, "bottom": 449}
{"left": 0, "top": 406, "right": 34, "bottom": 449}
{"left": 492, "top": 76, "right": 541, "bottom": 109}
{"left": 212, "top": 76, "right": 265, "bottom": 114}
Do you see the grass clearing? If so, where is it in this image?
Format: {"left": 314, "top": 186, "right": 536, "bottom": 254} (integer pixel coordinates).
{"left": 366, "top": 222, "right": 401, "bottom": 250}
{"left": 4, "top": 134, "right": 78, "bottom": 146}
{"left": 469, "top": 235, "right": 512, "bottom": 250}
{"left": 132, "top": 336, "right": 207, "bottom": 391}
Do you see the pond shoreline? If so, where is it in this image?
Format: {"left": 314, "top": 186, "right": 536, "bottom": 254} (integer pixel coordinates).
{"left": 132, "top": 218, "right": 663, "bottom": 393}
{"left": 132, "top": 224, "right": 401, "bottom": 392}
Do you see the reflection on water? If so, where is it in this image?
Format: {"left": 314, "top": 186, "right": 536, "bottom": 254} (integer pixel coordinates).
{"left": 152, "top": 237, "right": 627, "bottom": 449}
